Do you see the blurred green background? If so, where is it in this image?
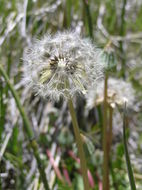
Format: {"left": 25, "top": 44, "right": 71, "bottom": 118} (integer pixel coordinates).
{"left": 0, "top": 0, "right": 142, "bottom": 189}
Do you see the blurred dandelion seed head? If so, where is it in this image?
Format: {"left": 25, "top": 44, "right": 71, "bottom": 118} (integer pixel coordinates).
{"left": 23, "top": 31, "right": 104, "bottom": 100}
{"left": 87, "top": 77, "right": 135, "bottom": 108}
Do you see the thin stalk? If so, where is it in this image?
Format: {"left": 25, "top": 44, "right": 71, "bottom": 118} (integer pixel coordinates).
{"left": 108, "top": 106, "right": 113, "bottom": 154}
{"left": 82, "top": 0, "right": 93, "bottom": 39}
{"left": 0, "top": 65, "right": 50, "bottom": 190}
{"left": 107, "top": 106, "right": 113, "bottom": 189}
{"left": 119, "top": 0, "right": 127, "bottom": 78}
{"left": 0, "top": 79, "right": 5, "bottom": 140}
{"left": 102, "top": 74, "right": 109, "bottom": 190}
{"left": 67, "top": 98, "right": 89, "bottom": 190}
{"left": 5, "top": 52, "right": 11, "bottom": 96}
{"left": 63, "top": 0, "right": 72, "bottom": 28}
{"left": 123, "top": 104, "right": 136, "bottom": 190}
{"left": 0, "top": 131, "right": 12, "bottom": 162}
{"left": 120, "top": 0, "right": 127, "bottom": 39}
{"left": 0, "top": 175, "right": 1, "bottom": 190}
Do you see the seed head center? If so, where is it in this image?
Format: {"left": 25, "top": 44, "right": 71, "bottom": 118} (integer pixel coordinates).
{"left": 58, "top": 58, "right": 67, "bottom": 68}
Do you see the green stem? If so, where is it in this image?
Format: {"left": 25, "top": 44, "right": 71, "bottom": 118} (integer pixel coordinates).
{"left": 63, "top": 0, "right": 72, "bottom": 28}
{"left": 0, "top": 79, "right": 4, "bottom": 141}
{"left": 82, "top": 0, "right": 93, "bottom": 39}
{"left": 67, "top": 98, "right": 89, "bottom": 190}
{"left": 123, "top": 104, "right": 136, "bottom": 190}
{"left": 0, "top": 65, "right": 50, "bottom": 190}
{"left": 108, "top": 106, "right": 113, "bottom": 154}
{"left": 102, "top": 74, "right": 109, "bottom": 190}
{"left": 0, "top": 176, "right": 1, "bottom": 190}
{"left": 107, "top": 106, "right": 113, "bottom": 189}
{"left": 120, "top": 0, "right": 127, "bottom": 37}
{"left": 119, "top": 0, "right": 127, "bottom": 78}
{"left": 0, "top": 163, "right": 2, "bottom": 190}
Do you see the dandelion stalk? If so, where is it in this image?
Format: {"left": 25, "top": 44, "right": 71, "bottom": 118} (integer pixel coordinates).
{"left": 103, "top": 105, "right": 113, "bottom": 190}
{"left": 107, "top": 106, "right": 113, "bottom": 189}
{"left": 108, "top": 106, "right": 113, "bottom": 155}
{"left": 0, "top": 65, "right": 50, "bottom": 190}
{"left": 102, "top": 73, "right": 109, "bottom": 190}
{"left": 68, "top": 98, "right": 89, "bottom": 190}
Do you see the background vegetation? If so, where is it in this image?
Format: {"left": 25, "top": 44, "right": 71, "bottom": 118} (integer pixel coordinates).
{"left": 0, "top": 0, "right": 142, "bottom": 189}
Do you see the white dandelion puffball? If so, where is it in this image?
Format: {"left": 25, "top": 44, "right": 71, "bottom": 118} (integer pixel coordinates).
{"left": 87, "top": 77, "right": 135, "bottom": 108}
{"left": 23, "top": 31, "right": 104, "bottom": 100}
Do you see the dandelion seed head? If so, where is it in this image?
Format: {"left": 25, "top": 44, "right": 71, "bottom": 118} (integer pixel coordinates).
{"left": 23, "top": 31, "right": 104, "bottom": 100}
{"left": 87, "top": 77, "right": 135, "bottom": 108}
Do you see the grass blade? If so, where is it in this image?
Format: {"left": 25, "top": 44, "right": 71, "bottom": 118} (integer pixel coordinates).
{"left": 82, "top": 0, "right": 93, "bottom": 39}
{"left": 123, "top": 103, "right": 136, "bottom": 190}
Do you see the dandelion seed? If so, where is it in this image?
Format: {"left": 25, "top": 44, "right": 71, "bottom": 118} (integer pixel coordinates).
{"left": 23, "top": 31, "right": 104, "bottom": 100}
{"left": 87, "top": 77, "right": 135, "bottom": 108}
